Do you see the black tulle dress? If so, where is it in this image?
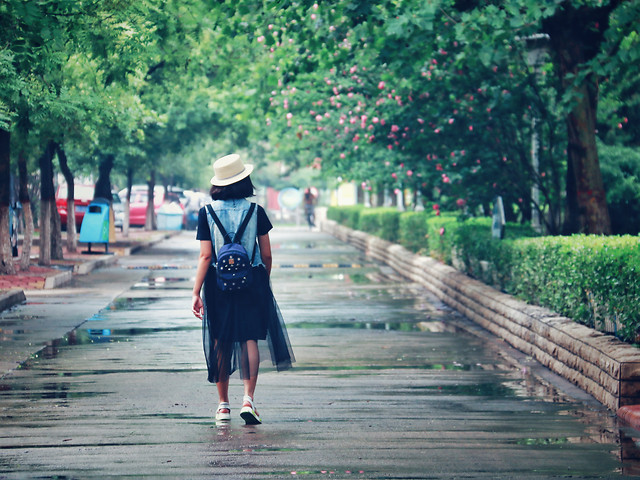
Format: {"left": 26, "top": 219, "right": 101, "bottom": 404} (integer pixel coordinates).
{"left": 196, "top": 205, "right": 294, "bottom": 383}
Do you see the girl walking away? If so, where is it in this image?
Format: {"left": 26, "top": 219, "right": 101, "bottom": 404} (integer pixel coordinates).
{"left": 191, "top": 154, "right": 294, "bottom": 424}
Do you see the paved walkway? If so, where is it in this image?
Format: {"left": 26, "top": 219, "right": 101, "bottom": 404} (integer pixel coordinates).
{"left": 0, "top": 228, "right": 638, "bottom": 478}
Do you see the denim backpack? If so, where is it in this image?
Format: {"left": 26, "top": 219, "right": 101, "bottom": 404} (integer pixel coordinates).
{"left": 206, "top": 203, "right": 256, "bottom": 292}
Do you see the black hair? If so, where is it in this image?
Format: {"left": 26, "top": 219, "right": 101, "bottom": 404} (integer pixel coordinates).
{"left": 209, "top": 176, "right": 255, "bottom": 200}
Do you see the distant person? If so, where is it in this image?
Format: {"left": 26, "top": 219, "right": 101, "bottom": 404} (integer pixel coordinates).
{"left": 191, "top": 153, "right": 294, "bottom": 424}
{"left": 303, "top": 187, "right": 316, "bottom": 228}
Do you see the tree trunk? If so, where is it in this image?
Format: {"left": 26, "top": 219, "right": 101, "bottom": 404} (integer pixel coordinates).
{"left": 145, "top": 169, "right": 156, "bottom": 231}
{"left": 123, "top": 166, "right": 133, "bottom": 237}
{"left": 564, "top": 75, "right": 611, "bottom": 234}
{"left": 38, "top": 141, "right": 56, "bottom": 266}
{"left": 95, "top": 154, "right": 114, "bottom": 200}
{"left": 18, "top": 151, "right": 33, "bottom": 271}
{"left": 51, "top": 196, "right": 63, "bottom": 260}
{"left": 56, "top": 143, "right": 77, "bottom": 253}
{"left": 0, "top": 129, "right": 16, "bottom": 275}
{"left": 542, "top": 1, "right": 616, "bottom": 234}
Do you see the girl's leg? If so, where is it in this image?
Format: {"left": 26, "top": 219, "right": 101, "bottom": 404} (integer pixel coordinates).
{"left": 240, "top": 340, "right": 262, "bottom": 424}
{"left": 215, "top": 341, "right": 230, "bottom": 415}
{"left": 241, "top": 339, "right": 260, "bottom": 399}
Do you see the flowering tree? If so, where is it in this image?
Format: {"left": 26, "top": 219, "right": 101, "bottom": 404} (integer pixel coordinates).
{"left": 254, "top": 0, "right": 637, "bottom": 234}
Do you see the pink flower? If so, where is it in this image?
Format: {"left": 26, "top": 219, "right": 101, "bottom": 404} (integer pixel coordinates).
{"left": 340, "top": 153, "right": 346, "bottom": 159}
{"left": 391, "top": 172, "right": 397, "bottom": 179}
{"left": 436, "top": 163, "right": 443, "bottom": 171}
{"left": 378, "top": 81, "right": 385, "bottom": 89}
{"left": 456, "top": 198, "right": 466, "bottom": 207}
{"left": 406, "top": 170, "right": 413, "bottom": 177}
{"left": 315, "top": 115, "right": 323, "bottom": 122}
{"left": 391, "top": 125, "right": 400, "bottom": 133}
{"left": 286, "top": 112, "right": 293, "bottom": 120}
{"left": 257, "top": 35, "right": 265, "bottom": 43}
{"left": 439, "top": 227, "right": 445, "bottom": 235}
{"left": 432, "top": 204, "right": 439, "bottom": 211}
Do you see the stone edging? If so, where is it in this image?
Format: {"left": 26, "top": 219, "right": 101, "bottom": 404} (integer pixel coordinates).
{"left": 322, "top": 219, "right": 640, "bottom": 412}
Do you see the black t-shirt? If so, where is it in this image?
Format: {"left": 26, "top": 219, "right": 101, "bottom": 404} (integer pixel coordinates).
{"left": 196, "top": 204, "right": 273, "bottom": 241}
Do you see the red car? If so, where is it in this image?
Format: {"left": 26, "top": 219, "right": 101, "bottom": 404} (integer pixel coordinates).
{"left": 119, "top": 186, "right": 170, "bottom": 227}
{"left": 55, "top": 184, "right": 95, "bottom": 230}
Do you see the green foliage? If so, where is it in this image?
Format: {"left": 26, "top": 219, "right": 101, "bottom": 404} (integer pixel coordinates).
{"left": 398, "top": 212, "right": 429, "bottom": 254}
{"left": 598, "top": 142, "right": 640, "bottom": 234}
{"left": 326, "top": 205, "right": 364, "bottom": 230}
{"left": 358, "top": 208, "right": 400, "bottom": 242}
{"left": 424, "top": 214, "right": 461, "bottom": 264}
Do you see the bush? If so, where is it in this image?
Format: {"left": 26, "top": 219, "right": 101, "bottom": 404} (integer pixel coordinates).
{"left": 599, "top": 143, "right": 640, "bottom": 235}
{"left": 398, "top": 212, "right": 429, "bottom": 253}
{"left": 424, "top": 214, "right": 460, "bottom": 264}
{"left": 358, "top": 208, "right": 400, "bottom": 242}
{"left": 327, "top": 205, "right": 363, "bottom": 229}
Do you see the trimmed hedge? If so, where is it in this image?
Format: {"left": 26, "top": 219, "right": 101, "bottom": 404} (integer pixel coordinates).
{"left": 327, "top": 206, "right": 640, "bottom": 343}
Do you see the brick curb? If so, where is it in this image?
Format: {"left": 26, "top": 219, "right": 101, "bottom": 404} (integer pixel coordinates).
{"left": 0, "top": 290, "right": 26, "bottom": 312}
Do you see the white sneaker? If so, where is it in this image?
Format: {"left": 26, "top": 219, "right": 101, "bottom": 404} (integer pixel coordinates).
{"left": 215, "top": 402, "right": 231, "bottom": 421}
{"left": 240, "top": 395, "right": 262, "bottom": 425}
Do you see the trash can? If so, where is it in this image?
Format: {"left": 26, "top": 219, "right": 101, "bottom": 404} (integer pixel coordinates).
{"left": 79, "top": 197, "right": 111, "bottom": 253}
{"left": 157, "top": 202, "right": 183, "bottom": 230}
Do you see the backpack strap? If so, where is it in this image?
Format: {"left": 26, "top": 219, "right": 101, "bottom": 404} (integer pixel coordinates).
{"left": 206, "top": 205, "right": 231, "bottom": 244}
{"left": 233, "top": 203, "right": 256, "bottom": 243}
{"left": 234, "top": 203, "right": 257, "bottom": 264}
{"left": 206, "top": 203, "right": 258, "bottom": 263}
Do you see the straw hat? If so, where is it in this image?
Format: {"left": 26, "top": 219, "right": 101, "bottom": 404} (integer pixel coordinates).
{"left": 210, "top": 154, "right": 254, "bottom": 186}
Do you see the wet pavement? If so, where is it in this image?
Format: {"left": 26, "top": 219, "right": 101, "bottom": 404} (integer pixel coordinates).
{"left": 1, "top": 227, "right": 640, "bottom": 478}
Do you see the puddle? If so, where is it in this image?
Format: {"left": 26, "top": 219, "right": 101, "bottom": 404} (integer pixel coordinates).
{"left": 106, "top": 297, "right": 162, "bottom": 311}
{"left": 83, "top": 325, "right": 199, "bottom": 341}
{"left": 289, "top": 321, "right": 432, "bottom": 332}
{"left": 133, "top": 276, "right": 190, "bottom": 289}
{"left": 289, "top": 363, "right": 472, "bottom": 373}
{"left": 0, "top": 381, "right": 107, "bottom": 401}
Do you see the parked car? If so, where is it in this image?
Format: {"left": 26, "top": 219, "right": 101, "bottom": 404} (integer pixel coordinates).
{"left": 55, "top": 184, "right": 95, "bottom": 230}
{"left": 56, "top": 183, "right": 125, "bottom": 231}
{"left": 119, "top": 185, "right": 184, "bottom": 227}
{"left": 111, "top": 192, "right": 124, "bottom": 230}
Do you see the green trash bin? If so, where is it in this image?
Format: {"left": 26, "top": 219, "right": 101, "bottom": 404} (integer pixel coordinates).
{"left": 79, "top": 197, "right": 111, "bottom": 253}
